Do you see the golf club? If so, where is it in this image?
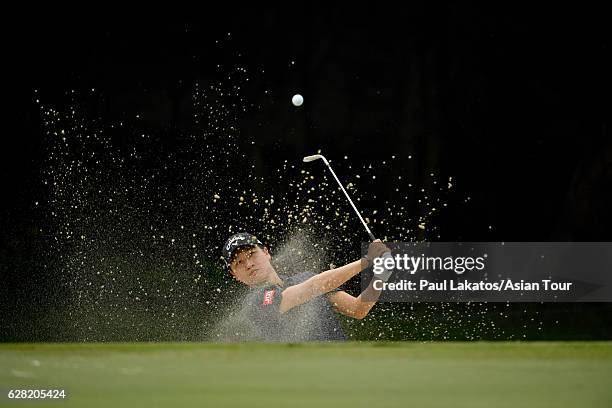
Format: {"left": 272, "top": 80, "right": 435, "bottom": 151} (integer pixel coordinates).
{"left": 303, "top": 154, "right": 376, "bottom": 242}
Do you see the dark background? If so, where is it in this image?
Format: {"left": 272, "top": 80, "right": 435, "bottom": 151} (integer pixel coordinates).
{"left": 2, "top": 5, "right": 611, "bottom": 341}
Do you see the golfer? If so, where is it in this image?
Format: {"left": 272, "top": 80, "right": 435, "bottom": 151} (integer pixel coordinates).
{"left": 222, "top": 232, "right": 391, "bottom": 341}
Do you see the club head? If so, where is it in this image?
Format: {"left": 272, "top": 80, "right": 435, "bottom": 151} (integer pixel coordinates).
{"left": 303, "top": 154, "right": 327, "bottom": 163}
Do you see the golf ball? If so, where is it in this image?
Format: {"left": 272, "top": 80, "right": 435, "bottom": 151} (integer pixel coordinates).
{"left": 292, "top": 94, "right": 304, "bottom": 106}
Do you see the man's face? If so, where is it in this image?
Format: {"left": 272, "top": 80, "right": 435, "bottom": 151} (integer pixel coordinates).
{"left": 229, "top": 246, "right": 274, "bottom": 286}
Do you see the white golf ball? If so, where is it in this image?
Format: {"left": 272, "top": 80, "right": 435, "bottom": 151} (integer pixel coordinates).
{"left": 292, "top": 94, "right": 304, "bottom": 106}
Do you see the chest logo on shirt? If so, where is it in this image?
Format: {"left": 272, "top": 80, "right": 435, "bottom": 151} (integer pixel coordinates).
{"left": 263, "top": 289, "right": 276, "bottom": 305}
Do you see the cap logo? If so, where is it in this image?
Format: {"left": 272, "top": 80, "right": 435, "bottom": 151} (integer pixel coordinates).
{"left": 226, "top": 235, "right": 242, "bottom": 251}
{"left": 263, "top": 289, "right": 276, "bottom": 305}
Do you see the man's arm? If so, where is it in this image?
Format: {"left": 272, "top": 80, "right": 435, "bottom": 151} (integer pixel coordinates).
{"left": 326, "top": 276, "right": 383, "bottom": 319}
{"left": 278, "top": 240, "right": 390, "bottom": 314}
{"left": 279, "top": 260, "right": 363, "bottom": 313}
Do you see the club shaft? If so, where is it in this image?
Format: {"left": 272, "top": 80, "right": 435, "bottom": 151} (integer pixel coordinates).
{"left": 323, "top": 161, "right": 376, "bottom": 241}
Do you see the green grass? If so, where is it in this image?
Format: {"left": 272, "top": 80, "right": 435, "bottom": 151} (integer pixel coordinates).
{"left": 1, "top": 342, "right": 611, "bottom": 407}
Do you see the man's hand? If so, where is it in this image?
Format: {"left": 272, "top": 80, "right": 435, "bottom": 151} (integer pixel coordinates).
{"left": 362, "top": 239, "right": 391, "bottom": 269}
